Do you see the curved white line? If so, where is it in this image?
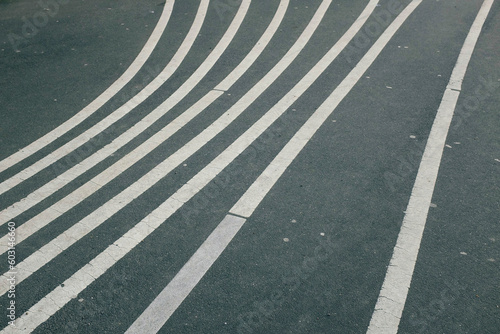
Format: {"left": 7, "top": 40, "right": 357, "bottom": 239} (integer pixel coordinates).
{"left": 128, "top": 0, "right": 385, "bottom": 330}
{"left": 0, "top": 0, "right": 289, "bottom": 251}
{"left": 0, "top": 0, "right": 253, "bottom": 298}
{"left": 0, "top": 0, "right": 175, "bottom": 174}
{"left": 0, "top": 0, "right": 211, "bottom": 221}
{"left": 0, "top": 0, "right": 210, "bottom": 197}
{"left": 1, "top": 0, "right": 389, "bottom": 330}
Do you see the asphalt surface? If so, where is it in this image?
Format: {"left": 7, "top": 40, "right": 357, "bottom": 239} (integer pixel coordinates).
{"left": 0, "top": 0, "right": 499, "bottom": 333}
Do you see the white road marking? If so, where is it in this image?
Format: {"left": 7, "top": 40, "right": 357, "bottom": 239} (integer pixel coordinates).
{"left": 366, "top": 1, "right": 494, "bottom": 333}
{"left": 0, "top": 0, "right": 252, "bottom": 295}
{"left": 0, "top": 0, "right": 217, "bottom": 224}
{"left": 0, "top": 0, "right": 288, "bottom": 253}
{"left": 0, "top": 0, "right": 326, "bottom": 297}
{"left": 129, "top": 0, "right": 398, "bottom": 330}
{"left": 0, "top": 0, "right": 175, "bottom": 174}
{"left": 0, "top": 1, "right": 353, "bottom": 331}
{"left": 125, "top": 214, "right": 247, "bottom": 334}
{"left": 231, "top": 0, "right": 422, "bottom": 217}
{"left": 0, "top": 0, "right": 210, "bottom": 197}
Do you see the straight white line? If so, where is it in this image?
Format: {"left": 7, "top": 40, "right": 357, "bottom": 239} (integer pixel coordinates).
{"left": 231, "top": 0, "right": 422, "bottom": 217}
{"left": 0, "top": 0, "right": 209, "bottom": 198}
{"left": 447, "top": 1, "right": 493, "bottom": 91}
{"left": 367, "top": 1, "right": 494, "bottom": 333}
{"left": 0, "top": 1, "right": 343, "bottom": 331}
{"left": 0, "top": 0, "right": 175, "bottom": 174}
{"left": 0, "top": 0, "right": 326, "bottom": 298}
{"left": 0, "top": 0, "right": 212, "bottom": 223}
{"left": 125, "top": 214, "right": 247, "bottom": 334}
{"left": 0, "top": 0, "right": 289, "bottom": 254}
{"left": 127, "top": 1, "right": 421, "bottom": 330}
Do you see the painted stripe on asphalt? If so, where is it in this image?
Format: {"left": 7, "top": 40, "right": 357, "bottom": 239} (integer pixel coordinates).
{"left": 125, "top": 214, "right": 247, "bottom": 334}
{"left": 366, "top": 1, "right": 494, "bottom": 333}
{"left": 0, "top": 0, "right": 210, "bottom": 197}
{"left": 0, "top": 0, "right": 175, "bottom": 174}
{"left": 231, "top": 0, "right": 422, "bottom": 217}
{"left": 0, "top": 0, "right": 327, "bottom": 298}
{"left": 127, "top": 1, "right": 420, "bottom": 330}
{"left": 0, "top": 1, "right": 345, "bottom": 331}
{"left": 0, "top": 0, "right": 219, "bottom": 222}
{"left": 0, "top": 0, "right": 288, "bottom": 254}
{"left": 0, "top": 0, "right": 249, "bottom": 293}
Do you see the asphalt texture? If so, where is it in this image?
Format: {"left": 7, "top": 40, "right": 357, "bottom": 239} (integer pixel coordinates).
{"left": 0, "top": 0, "right": 499, "bottom": 333}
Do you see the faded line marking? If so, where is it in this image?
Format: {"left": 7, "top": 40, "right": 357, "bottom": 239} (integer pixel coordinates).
{"left": 367, "top": 1, "right": 494, "bottom": 333}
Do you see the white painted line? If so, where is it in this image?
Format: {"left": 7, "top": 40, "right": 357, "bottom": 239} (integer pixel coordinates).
{"left": 0, "top": 0, "right": 217, "bottom": 224}
{"left": 0, "top": 0, "right": 288, "bottom": 251}
{"left": 127, "top": 1, "right": 420, "bottom": 329}
{"left": 0, "top": 0, "right": 325, "bottom": 297}
{"left": 130, "top": 0, "right": 399, "bottom": 330}
{"left": 214, "top": 0, "right": 288, "bottom": 92}
{"left": 125, "top": 214, "right": 247, "bottom": 334}
{"left": 366, "top": 1, "right": 494, "bottom": 333}
{"left": 0, "top": 0, "right": 210, "bottom": 197}
{"left": 231, "top": 0, "right": 422, "bottom": 217}
{"left": 0, "top": 0, "right": 289, "bottom": 254}
{"left": 0, "top": 0, "right": 176, "bottom": 174}
{"left": 0, "top": 1, "right": 357, "bottom": 330}
{"left": 447, "top": 1, "right": 493, "bottom": 91}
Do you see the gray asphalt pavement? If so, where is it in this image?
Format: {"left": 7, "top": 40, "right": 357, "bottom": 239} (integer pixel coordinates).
{"left": 0, "top": 0, "right": 499, "bottom": 333}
